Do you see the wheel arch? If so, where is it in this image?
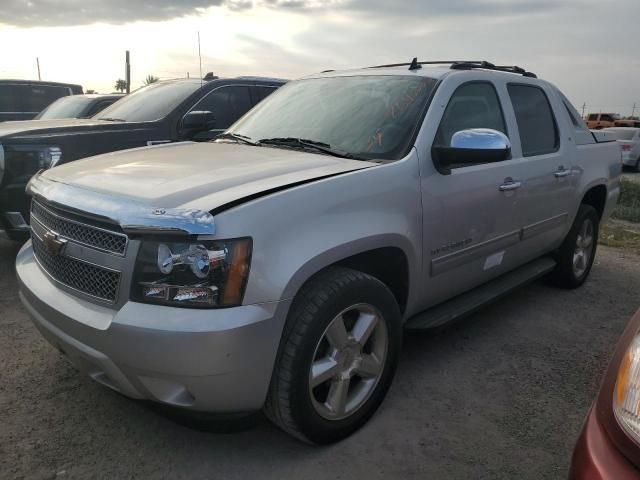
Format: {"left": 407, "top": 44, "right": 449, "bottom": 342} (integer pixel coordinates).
{"left": 281, "top": 234, "right": 415, "bottom": 316}
{"left": 580, "top": 183, "right": 608, "bottom": 220}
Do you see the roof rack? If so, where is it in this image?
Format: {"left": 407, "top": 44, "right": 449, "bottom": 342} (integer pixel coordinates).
{"left": 368, "top": 58, "right": 537, "bottom": 78}
{"left": 369, "top": 59, "right": 483, "bottom": 69}
{"left": 450, "top": 61, "right": 537, "bottom": 78}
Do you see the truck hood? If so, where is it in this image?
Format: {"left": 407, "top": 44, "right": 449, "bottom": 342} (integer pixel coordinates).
{"left": 42, "top": 141, "right": 375, "bottom": 211}
{"left": 0, "top": 118, "right": 144, "bottom": 140}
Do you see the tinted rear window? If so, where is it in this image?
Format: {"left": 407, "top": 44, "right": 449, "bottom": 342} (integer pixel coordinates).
{"left": 0, "top": 84, "right": 71, "bottom": 113}
{"left": 507, "top": 84, "right": 559, "bottom": 157}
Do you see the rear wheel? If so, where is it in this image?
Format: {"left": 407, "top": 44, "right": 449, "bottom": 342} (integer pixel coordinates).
{"left": 264, "top": 267, "right": 402, "bottom": 444}
{"left": 550, "top": 204, "right": 599, "bottom": 289}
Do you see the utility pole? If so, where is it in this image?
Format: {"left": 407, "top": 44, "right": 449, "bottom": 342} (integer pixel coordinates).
{"left": 198, "top": 32, "right": 203, "bottom": 86}
{"left": 125, "top": 50, "right": 131, "bottom": 94}
{"left": 581, "top": 102, "right": 586, "bottom": 118}
{"left": 632, "top": 103, "right": 637, "bottom": 118}
{"left": 36, "top": 57, "right": 41, "bottom": 80}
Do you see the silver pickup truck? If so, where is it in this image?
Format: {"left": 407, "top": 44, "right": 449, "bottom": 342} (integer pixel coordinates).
{"left": 16, "top": 60, "right": 621, "bottom": 444}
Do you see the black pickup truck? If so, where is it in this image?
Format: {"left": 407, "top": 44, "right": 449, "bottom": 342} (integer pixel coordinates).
{"left": 0, "top": 75, "right": 286, "bottom": 240}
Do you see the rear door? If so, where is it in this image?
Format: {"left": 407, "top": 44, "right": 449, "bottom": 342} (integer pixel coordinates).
{"left": 420, "top": 80, "right": 524, "bottom": 305}
{"left": 505, "top": 83, "right": 576, "bottom": 259}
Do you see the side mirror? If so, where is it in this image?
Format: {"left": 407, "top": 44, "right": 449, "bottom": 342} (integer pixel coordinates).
{"left": 181, "top": 110, "right": 216, "bottom": 137}
{"left": 432, "top": 128, "right": 511, "bottom": 174}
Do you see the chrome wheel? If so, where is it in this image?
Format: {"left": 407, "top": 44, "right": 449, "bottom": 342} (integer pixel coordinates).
{"left": 309, "top": 303, "right": 388, "bottom": 421}
{"left": 573, "top": 218, "right": 595, "bottom": 278}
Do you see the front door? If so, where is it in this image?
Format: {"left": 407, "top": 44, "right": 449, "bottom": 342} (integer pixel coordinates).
{"left": 420, "top": 81, "right": 524, "bottom": 307}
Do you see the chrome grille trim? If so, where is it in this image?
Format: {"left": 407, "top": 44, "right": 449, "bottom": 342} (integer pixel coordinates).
{"left": 31, "top": 200, "right": 128, "bottom": 256}
{"left": 30, "top": 225, "right": 121, "bottom": 303}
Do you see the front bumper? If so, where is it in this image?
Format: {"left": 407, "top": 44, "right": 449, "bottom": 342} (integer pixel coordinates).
{"left": 16, "top": 241, "right": 289, "bottom": 413}
{"left": 570, "top": 407, "right": 640, "bottom": 479}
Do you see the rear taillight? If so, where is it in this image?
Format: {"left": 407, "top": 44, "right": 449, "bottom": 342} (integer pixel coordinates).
{"left": 622, "top": 144, "right": 632, "bottom": 151}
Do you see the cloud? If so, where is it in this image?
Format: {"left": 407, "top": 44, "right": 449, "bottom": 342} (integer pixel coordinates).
{"left": 0, "top": 0, "right": 224, "bottom": 27}
{"left": 0, "top": 0, "right": 571, "bottom": 27}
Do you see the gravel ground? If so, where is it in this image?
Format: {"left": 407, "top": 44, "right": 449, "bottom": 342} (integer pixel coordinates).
{"left": 1, "top": 239, "right": 640, "bottom": 480}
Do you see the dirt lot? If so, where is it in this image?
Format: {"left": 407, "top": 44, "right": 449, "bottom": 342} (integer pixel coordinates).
{"left": 1, "top": 239, "right": 640, "bottom": 480}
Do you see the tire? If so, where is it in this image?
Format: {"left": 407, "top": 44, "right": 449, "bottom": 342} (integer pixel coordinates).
{"left": 264, "top": 267, "right": 402, "bottom": 444}
{"left": 550, "top": 204, "right": 599, "bottom": 289}
{"left": 635, "top": 158, "right": 640, "bottom": 173}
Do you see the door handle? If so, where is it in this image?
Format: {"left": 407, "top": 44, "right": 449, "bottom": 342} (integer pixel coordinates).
{"left": 554, "top": 167, "right": 571, "bottom": 178}
{"left": 499, "top": 179, "right": 522, "bottom": 191}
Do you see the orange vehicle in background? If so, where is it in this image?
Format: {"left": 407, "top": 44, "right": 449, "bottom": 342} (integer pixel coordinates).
{"left": 586, "top": 113, "right": 619, "bottom": 129}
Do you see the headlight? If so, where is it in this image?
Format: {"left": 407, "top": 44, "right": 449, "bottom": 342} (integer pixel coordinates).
{"left": 5, "top": 144, "right": 62, "bottom": 180}
{"left": 131, "top": 237, "right": 252, "bottom": 308}
{"left": 614, "top": 333, "right": 640, "bottom": 443}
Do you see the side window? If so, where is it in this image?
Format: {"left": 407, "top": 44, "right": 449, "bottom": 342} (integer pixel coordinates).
{"left": 588, "top": 114, "right": 597, "bottom": 121}
{"left": 507, "top": 84, "right": 559, "bottom": 157}
{"left": 434, "top": 82, "right": 507, "bottom": 148}
{"left": 601, "top": 114, "right": 614, "bottom": 123}
{"left": 190, "top": 85, "right": 252, "bottom": 130}
{"left": 87, "top": 100, "right": 115, "bottom": 117}
{"left": 251, "top": 86, "right": 278, "bottom": 104}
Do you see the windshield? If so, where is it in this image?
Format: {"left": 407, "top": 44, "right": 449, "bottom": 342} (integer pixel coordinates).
{"left": 35, "top": 96, "right": 91, "bottom": 119}
{"left": 95, "top": 81, "right": 202, "bottom": 122}
{"left": 227, "top": 75, "right": 438, "bottom": 160}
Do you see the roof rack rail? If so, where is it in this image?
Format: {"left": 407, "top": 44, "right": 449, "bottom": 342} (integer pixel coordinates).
{"left": 368, "top": 58, "right": 537, "bottom": 78}
{"left": 369, "top": 58, "right": 483, "bottom": 69}
{"left": 450, "top": 61, "right": 537, "bottom": 78}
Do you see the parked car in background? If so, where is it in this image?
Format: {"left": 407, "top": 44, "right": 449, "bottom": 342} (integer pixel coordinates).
{"left": 35, "top": 94, "right": 123, "bottom": 120}
{"left": 0, "top": 80, "right": 83, "bottom": 122}
{"left": 570, "top": 308, "right": 640, "bottom": 479}
{"left": 0, "top": 75, "right": 286, "bottom": 240}
{"left": 16, "top": 60, "right": 621, "bottom": 444}
{"left": 604, "top": 127, "right": 640, "bottom": 171}
{"left": 586, "top": 113, "right": 619, "bottom": 129}
{"left": 615, "top": 118, "right": 640, "bottom": 128}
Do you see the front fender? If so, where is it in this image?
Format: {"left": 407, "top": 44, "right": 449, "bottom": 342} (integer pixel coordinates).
{"left": 209, "top": 150, "right": 423, "bottom": 311}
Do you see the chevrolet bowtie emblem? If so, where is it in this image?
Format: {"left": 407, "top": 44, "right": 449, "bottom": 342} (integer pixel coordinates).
{"left": 42, "top": 231, "right": 67, "bottom": 256}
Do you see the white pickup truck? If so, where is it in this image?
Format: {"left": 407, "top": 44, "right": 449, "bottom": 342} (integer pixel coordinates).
{"left": 17, "top": 60, "right": 621, "bottom": 443}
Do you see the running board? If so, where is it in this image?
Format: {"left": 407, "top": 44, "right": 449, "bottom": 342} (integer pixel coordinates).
{"left": 404, "top": 256, "right": 557, "bottom": 331}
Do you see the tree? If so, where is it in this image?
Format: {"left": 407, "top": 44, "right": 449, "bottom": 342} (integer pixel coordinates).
{"left": 114, "top": 79, "right": 127, "bottom": 93}
{"left": 86, "top": 89, "right": 97, "bottom": 94}
{"left": 143, "top": 75, "right": 159, "bottom": 86}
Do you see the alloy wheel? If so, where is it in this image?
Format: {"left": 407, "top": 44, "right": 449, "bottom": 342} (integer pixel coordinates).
{"left": 308, "top": 303, "right": 388, "bottom": 421}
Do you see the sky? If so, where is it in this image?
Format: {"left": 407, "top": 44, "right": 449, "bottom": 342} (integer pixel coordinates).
{"left": 0, "top": 0, "right": 638, "bottom": 116}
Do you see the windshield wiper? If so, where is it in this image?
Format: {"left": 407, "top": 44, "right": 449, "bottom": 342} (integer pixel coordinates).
{"left": 257, "top": 137, "right": 364, "bottom": 160}
{"left": 215, "top": 132, "right": 259, "bottom": 146}
{"left": 98, "top": 117, "right": 126, "bottom": 122}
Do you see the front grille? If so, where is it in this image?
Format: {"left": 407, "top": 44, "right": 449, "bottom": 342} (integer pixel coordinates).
{"left": 31, "top": 200, "right": 127, "bottom": 256}
{"left": 32, "top": 233, "right": 121, "bottom": 302}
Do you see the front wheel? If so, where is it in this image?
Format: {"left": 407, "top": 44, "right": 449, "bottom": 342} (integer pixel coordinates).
{"left": 550, "top": 204, "right": 599, "bottom": 289}
{"left": 264, "top": 267, "right": 402, "bottom": 444}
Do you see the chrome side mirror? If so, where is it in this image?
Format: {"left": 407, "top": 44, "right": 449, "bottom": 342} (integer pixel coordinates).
{"left": 432, "top": 128, "right": 511, "bottom": 174}
{"left": 450, "top": 128, "right": 511, "bottom": 151}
